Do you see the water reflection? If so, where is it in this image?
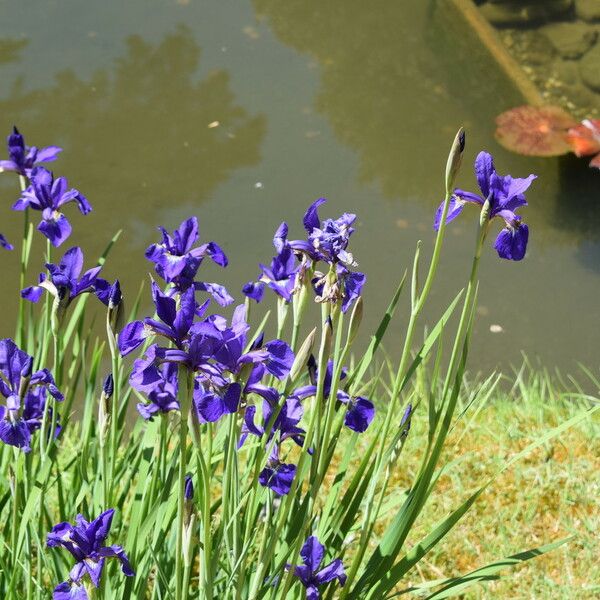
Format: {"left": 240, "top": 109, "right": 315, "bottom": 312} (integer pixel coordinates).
{"left": 254, "top": 0, "right": 600, "bottom": 253}
{"left": 0, "top": 26, "right": 266, "bottom": 233}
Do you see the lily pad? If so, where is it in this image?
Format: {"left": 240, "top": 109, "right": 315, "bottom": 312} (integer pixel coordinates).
{"left": 495, "top": 105, "right": 577, "bottom": 157}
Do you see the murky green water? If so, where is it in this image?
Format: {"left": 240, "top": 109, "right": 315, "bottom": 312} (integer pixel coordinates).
{"left": 0, "top": 0, "right": 598, "bottom": 372}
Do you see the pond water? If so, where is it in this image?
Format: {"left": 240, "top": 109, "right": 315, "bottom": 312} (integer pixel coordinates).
{"left": 0, "top": 0, "right": 598, "bottom": 373}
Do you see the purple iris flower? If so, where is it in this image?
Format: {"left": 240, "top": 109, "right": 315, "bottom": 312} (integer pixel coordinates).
{"left": 0, "top": 338, "right": 63, "bottom": 452}
{"left": 0, "top": 126, "right": 62, "bottom": 178}
{"left": 118, "top": 283, "right": 203, "bottom": 356}
{"left": 285, "top": 535, "right": 346, "bottom": 599}
{"left": 145, "top": 216, "right": 233, "bottom": 305}
{"left": 131, "top": 360, "right": 179, "bottom": 419}
{"left": 127, "top": 304, "right": 293, "bottom": 426}
{"left": 13, "top": 167, "right": 91, "bottom": 247}
{"left": 258, "top": 444, "right": 297, "bottom": 496}
{"left": 47, "top": 509, "right": 134, "bottom": 599}
{"left": 240, "top": 395, "right": 306, "bottom": 449}
{"left": 144, "top": 305, "right": 293, "bottom": 381}
{"left": 292, "top": 359, "right": 374, "bottom": 433}
{"left": 21, "top": 246, "right": 108, "bottom": 310}
{"left": 243, "top": 223, "right": 299, "bottom": 303}
{"left": 302, "top": 198, "right": 357, "bottom": 266}
{"left": 434, "top": 151, "right": 536, "bottom": 261}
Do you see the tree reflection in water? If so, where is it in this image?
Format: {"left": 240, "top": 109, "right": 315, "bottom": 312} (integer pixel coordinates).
{"left": 0, "top": 26, "right": 266, "bottom": 230}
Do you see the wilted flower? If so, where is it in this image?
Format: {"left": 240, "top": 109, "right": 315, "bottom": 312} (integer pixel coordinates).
{"left": 47, "top": 508, "right": 134, "bottom": 599}
{"left": 434, "top": 151, "right": 536, "bottom": 261}
{"left": 0, "top": 126, "right": 61, "bottom": 178}
{"left": 285, "top": 535, "right": 346, "bottom": 599}
{"left": 0, "top": 339, "right": 63, "bottom": 452}
{"left": 13, "top": 167, "right": 91, "bottom": 247}
{"left": 312, "top": 264, "right": 366, "bottom": 314}
{"left": 145, "top": 216, "right": 232, "bottom": 305}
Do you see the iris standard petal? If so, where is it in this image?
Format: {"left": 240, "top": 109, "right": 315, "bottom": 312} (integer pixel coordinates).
{"left": 303, "top": 197, "right": 327, "bottom": 233}
{"left": 300, "top": 536, "right": 325, "bottom": 572}
{"left": 474, "top": 151, "right": 495, "bottom": 197}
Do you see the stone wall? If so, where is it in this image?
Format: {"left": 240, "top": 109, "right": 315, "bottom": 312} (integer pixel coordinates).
{"left": 475, "top": 0, "right": 600, "bottom": 117}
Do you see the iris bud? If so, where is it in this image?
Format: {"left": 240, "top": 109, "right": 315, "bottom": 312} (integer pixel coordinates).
{"left": 108, "top": 280, "right": 122, "bottom": 310}
{"left": 183, "top": 473, "right": 196, "bottom": 567}
{"left": 400, "top": 403, "right": 413, "bottom": 439}
{"left": 289, "top": 327, "right": 317, "bottom": 382}
{"left": 445, "top": 127, "right": 466, "bottom": 195}
{"left": 98, "top": 373, "right": 113, "bottom": 446}
{"left": 103, "top": 373, "right": 114, "bottom": 398}
{"left": 107, "top": 280, "right": 124, "bottom": 336}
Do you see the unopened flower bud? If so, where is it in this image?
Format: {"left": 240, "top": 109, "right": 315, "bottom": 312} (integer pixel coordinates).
{"left": 184, "top": 474, "right": 194, "bottom": 501}
{"left": 107, "top": 280, "right": 124, "bottom": 336}
{"left": 250, "top": 332, "right": 265, "bottom": 352}
{"left": 102, "top": 373, "right": 114, "bottom": 398}
{"left": 108, "top": 280, "right": 122, "bottom": 310}
{"left": 98, "top": 374, "right": 113, "bottom": 446}
{"left": 183, "top": 473, "right": 196, "bottom": 566}
{"left": 445, "top": 127, "right": 466, "bottom": 194}
{"left": 400, "top": 403, "right": 413, "bottom": 439}
{"left": 289, "top": 327, "right": 317, "bottom": 382}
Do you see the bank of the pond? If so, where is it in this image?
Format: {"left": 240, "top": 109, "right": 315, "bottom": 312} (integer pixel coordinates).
{"left": 475, "top": 0, "right": 600, "bottom": 119}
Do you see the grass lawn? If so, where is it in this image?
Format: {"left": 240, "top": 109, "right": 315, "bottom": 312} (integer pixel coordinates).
{"left": 367, "top": 368, "right": 600, "bottom": 598}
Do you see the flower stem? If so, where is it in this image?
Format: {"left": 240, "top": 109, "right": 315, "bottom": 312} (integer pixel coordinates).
{"left": 175, "top": 366, "right": 192, "bottom": 600}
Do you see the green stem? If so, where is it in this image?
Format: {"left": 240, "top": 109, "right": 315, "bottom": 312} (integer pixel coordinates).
{"left": 175, "top": 367, "right": 192, "bottom": 600}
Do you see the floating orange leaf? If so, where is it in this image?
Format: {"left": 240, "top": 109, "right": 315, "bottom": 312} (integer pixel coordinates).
{"left": 495, "top": 105, "right": 576, "bottom": 157}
